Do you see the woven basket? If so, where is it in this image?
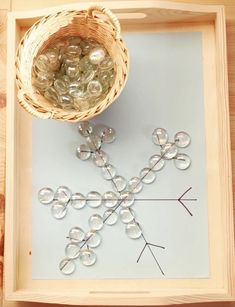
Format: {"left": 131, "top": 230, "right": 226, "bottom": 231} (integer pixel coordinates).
{"left": 15, "top": 6, "right": 129, "bottom": 122}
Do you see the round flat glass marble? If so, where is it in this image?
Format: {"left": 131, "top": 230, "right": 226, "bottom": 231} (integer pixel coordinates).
{"left": 87, "top": 191, "right": 102, "bottom": 208}
{"left": 103, "top": 209, "right": 118, "bottom": 225}
{"left": 54, "top": 186, "right": 71, "bottom": 203}
{"left": 51, "top": 201, "right": 67, "bottom": 219}
{"left": 92, "top": 150, "right": 108, "bottom": 167}
{"left": 70, "top": 193, "right": 86, "bottom": 209}
{"left": 126, "top": 222, "right": 142, "bottom": 239}
{"left": 86, "top": 135, "right": 102, "bottom": 151}
{"left": 69, "top": 227, "right": 85, "bottom": 243}
{"left": 102, "top": 191, "right": 118, "bottom": 208}
{"left": 152, "top": 128, "right": 168, "bottom": 146}
{"left": 38, "top": 187, "right": 54, "bottom": 204}
{"left": 161, "top": 143, "right": 178, "bottom": 160}
{"left": 76, "top": 144, "right": 91, "bottom": 160}
{"left": 112, "top": 176, "right": 126, "bottom": 192}
{"left": 85, "top": 231, "right": 101, "bottom": 248}
{"left": 119, "top": 208, "right": 135, "bottom": 224}
{"left": 59, "top": 258, "right": 75, "bottom": 275}
{"left": 78, "top": 121, "right": 92, "bottom": 137}
{"left": 149, "top": 155, "right": 165, "bottom": 171}
{"left": 140, "top": 168, "right": 156, "bottom": 184}
{"left": 101, "top": 164, "right": 116, "bottom": 180}
{"left": 174, "top": 131, "right": 191, "bottom": 148}
{"left": 65, "top": 243, "right": 80, "bottom": 259}
{"left": 174, "top": 154, "right": 191, "bottom": 170}
{"left": 101, "top": 127, "right": 116, "bottom": 143}
{"left": 127, "top": 177, "right": 143, "bottom": 194}
{"left": 80, "top": 249, "right": 97, "bottom": 266}
{"left": 120, "top": 191, "right": 135, "bottom": 208}
{"left": 87, "top": 80, "right": 102, "bottom": 97}
{"left": 89, "top": 214, "right": 104, "bottom": 230}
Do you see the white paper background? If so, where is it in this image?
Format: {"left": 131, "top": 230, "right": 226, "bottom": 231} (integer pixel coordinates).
{"left": 32, "top": 32, "right": 209, "bottom": 279}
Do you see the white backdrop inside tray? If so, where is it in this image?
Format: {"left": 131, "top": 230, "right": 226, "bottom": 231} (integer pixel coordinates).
{"left": 32, "top": 31, "right": 209, "bottom": 279}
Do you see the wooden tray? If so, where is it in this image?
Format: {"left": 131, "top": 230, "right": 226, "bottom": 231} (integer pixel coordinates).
{"left": 4, "top": 0, "right": 235, "bottom": 305}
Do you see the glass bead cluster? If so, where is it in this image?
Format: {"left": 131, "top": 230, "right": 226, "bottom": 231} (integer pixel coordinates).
{"left": 39, "top": 122, "right": 191, "bottom": 275}
{"left": 33, "top": 36, "right": 115, "bottom": 111}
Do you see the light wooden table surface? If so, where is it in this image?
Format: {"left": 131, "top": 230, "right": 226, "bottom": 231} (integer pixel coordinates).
{"left": 0, "top": 0, "right": 234, "bottom": 306}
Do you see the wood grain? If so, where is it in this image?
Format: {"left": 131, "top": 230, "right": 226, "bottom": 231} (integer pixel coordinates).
{"left": 1, "top": 0, "right": 235, "bottom": 306}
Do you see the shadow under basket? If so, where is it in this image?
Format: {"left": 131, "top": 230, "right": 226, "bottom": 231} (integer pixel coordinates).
{"left": 15, "top": 6, "right": 129, "bottom": 122}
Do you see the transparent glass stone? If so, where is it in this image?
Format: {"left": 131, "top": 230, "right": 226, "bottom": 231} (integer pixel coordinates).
{"left": 78, "top": 121, "right": 92, "bottom": 137}
{"left": 68, "top": 84, "right": 86, "bottom": 99}
{"left": 93, "top": 123, "right": 109, "bottom": 137}
{"left": 87, "top": 80, "right": 102, "bottom": 97}
{"left": 92, "top": 150, "right": 108, "bottom": 167}
{"left": 152, "top": 128, "right": 168, "bottom": 146}
{"left": 112, "top": 176, "right": 126, "bottom": 192}
{"left": 34, "top": 54, "right": 50, "bottom": 72}
{"left": 66, "top": 65, "right": 80, "bottom": 79}
{"left": 89, "top": 214, "right": 104, "bottom": 230}
{"left": 69, "top": 227, "right": 85, "bottom": 243}
{"left": 59, "top": 258, "right": 75, "bottom": 275}
{"left": 79, "top": 55, "right": 93, "bottom": 71}
{"left": 81, "top": 68, "right": 96, "bottom": 84}
{"left": 103, "top": 209, "right": 118, "bottom": 225}
{"left": 64, "top": 44, "right": 82, "bottom": 57}
{"left": 119, "top": 208, "right": 135, "bottom": 224}
{"left": 80, "top": 249, "right": 97, "bottom": 266}
{"left": 102, "top": 191, "right": 118, "bottom": 208}
{"left": 34, "top": 71, "right": 54, "bottom": 91}
{"left": 87, "top": 191, "right": 102, "bottom": 208}
{"left": 70, "top": 193, "right": 86, "bottom": 209}
{"left": 51, "top": 201, "right": 67, "bottom": 219}
{"left": 174, "top": 154, "right": 191, "bottom": 170}
{"left": 126, "top": 221, "right": 142, "bottom": 239}
{"left": 89, "top": 47, "right": 106, "bottom": 65}
{"left": 100, "top": 56, "right": 114, "bottom": 71}
{"left": 100, "top": 127, "right": 116, "bottom": 143}
{"left": 174, "top": 131, "right": 191, "bottom": 148}
{"left": 149, "top": 155, "right": 165, "bottom": 171}
{"left": 127, "top": 177, "right": 143, "bottom": 194}
{"left": 44, "top": 87, "right": 58, "bottom": 105}
{"left": 76, "top": 144, "right": 91, "bottom": 160}
{"left": 161, "top": 143, "right": 178, "bottom": 160}
{"left": 86, "top": 134, "right": 102, "bottom": 151}
{"left": 65, "top": 243, "right": 80, "bottom": 259}
{"left": 38, "top": 187, "right": 54, "bottom": 204}
{"left": 54, "top": 186, "right": 71, "bottom": 203}
{"left": 85, "top": 230, "right": 101, "bottom": 248}
{"left": 101, "top": 164, "right": 116, "bottom": 180}
{"left": 140, "top": 168, "right": 156, "bottom": 184}
{"left": 54, "top": 79, "right": 68, "bottom": 95}
{"left": 120, "top": 191, "right": 135, "bottom": 208}
{"left": 58, "top": 94, "right": 73, "bottom": 109}
{"left": 74, "top": 99, "right": 90, "bottom": 111}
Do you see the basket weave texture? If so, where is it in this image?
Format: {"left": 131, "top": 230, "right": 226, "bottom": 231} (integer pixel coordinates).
{"left": 15, "top": 6, "right": 129, "bottom": 122}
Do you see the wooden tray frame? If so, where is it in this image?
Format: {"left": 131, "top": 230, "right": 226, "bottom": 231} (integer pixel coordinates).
{"left": 4, "top": 0, "right": 235, "bottom": 305}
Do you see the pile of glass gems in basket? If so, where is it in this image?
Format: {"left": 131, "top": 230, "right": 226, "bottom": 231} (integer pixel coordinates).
{"left": 33, "top": 36, "right": 116, "bottom": 111}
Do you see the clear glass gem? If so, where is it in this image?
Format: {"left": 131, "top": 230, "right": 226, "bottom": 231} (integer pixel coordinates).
{"left": 112, "top": 176, "right": 126, "bottom": 192}
{"left": 54, "top": 79, "right": 68, "bottom": 95}
{"left": 85, "top": 231, "right": 101, "bottom": 248}
{"left": 76, "top": 144, "right": 91, "bottom": 160}
{"left": 51, "top": 201, "right": 67, "bottom": 219}
{"left": 149, "top": 155, "right": 165, "bottom": 171}
{"left": 89, "top": 214, "right": 104, "bottom": 230}
{"left": 54, "top": 186, "right": 71, "bottom": 203}
{"left": 126, "top": 221, "right": 142, "bottom": 239}
{"left": 65, "top": 243, "right": 80, "bottom": 259}
{"left": 127, "top": 177, "right": 143, "bottom": 194}
{"left": 80, "top": 249, "right": 97, "bottom": 266}
{"left": 174, "top": 131, "right": 191, "bottom": 148}
{"left": 140, "top": 168, "right": 156, "bottom": 184}
{"left": 59, "top": 258, "right": 75, "bottom": 275}
{"left": 174, "top": 154, "right": 191, "bottom": 170}
{"left": 38, "top": 187, "right": 54, "bottom": 204}
{"left": 70, "top": 193, "right": 86, "bottom": 209}
{"left": 152, "top": 128, "right": 168, "bottom": 146}
{"left": 78, "top": 121, "right": 92, "bottom": 137}
{"left": 87, "top": 191, "right": 102, "bottom": 208}
{"left": 86, "top": 134, "right": 102, "bottom": 151}
{"left": 87, "top": 80, "right": 102, "bottom": 97}
{"left": 120, "top": 191, "right": 135, "bottom": 208}
{"left": 69, "top": 227, "right": 85, "bottom": 243}
{"left": 103, "top": 209, "right": 118, "bottom": 225}
{"left": 119, "top": 208, "right": 135, "bottom": 224}
{"left": 101, "top": 164, "right": 116, "bottom": 180}
{"left": 101, "top": 127, "right": 116, "bottom": 143}
{"left": 100, "top": 56, "right": 114, "bottom": 71}
{"left": 92, "top": 150, "right": 108, "bottom": 167}
{"left": 102, "top": 191, "right": 118, "bottom": 208}
{"left": 161, "top": 143, "right": 178, "bottom": 159}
